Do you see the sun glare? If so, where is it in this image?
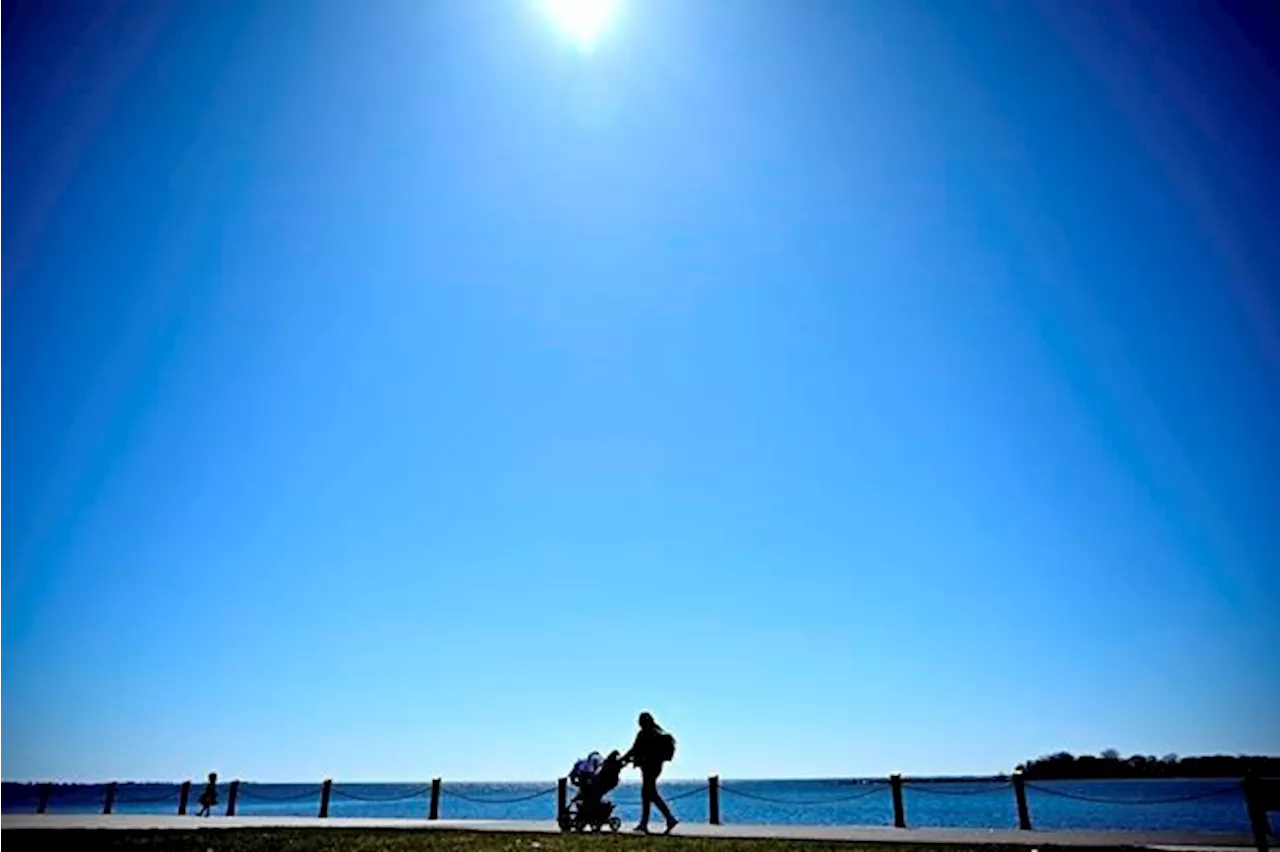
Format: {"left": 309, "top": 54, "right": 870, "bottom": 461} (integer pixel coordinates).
{"left": 543, "top": 0, "right": 617, "bottom": 52}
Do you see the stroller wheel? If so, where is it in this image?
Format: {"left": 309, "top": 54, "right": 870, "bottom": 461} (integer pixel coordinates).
{"left": 609, "top": 817, "right": 622, "bottom": 832}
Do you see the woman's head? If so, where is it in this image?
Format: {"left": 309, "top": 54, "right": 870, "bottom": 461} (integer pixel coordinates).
{"left": 208, "top": 772, "right": 217, "bottom": 782}
{"left": 638, "top": 711, "right": 655, "bottom": 730}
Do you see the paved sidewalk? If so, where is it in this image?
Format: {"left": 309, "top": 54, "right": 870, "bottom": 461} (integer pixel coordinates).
{"left": 0, "top": 813, "right": 1259, "bottom": 850}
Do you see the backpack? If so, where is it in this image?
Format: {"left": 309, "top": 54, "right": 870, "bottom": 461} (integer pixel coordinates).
{"left": 658, "top": 731, "right": 676, "bottom": 762}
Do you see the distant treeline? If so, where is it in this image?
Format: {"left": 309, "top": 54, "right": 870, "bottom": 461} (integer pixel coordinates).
{"left": 1017, "top": 751, "right": 1280, "bottom": 780}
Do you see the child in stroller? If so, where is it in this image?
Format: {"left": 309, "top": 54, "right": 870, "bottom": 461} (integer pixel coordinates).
{"left": 560, "top": 750, "right": 625, "bottom": 832}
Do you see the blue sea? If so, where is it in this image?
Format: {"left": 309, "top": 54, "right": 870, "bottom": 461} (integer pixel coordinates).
{"left": 0, "top": 778, "right": 1257, "bottom": 833}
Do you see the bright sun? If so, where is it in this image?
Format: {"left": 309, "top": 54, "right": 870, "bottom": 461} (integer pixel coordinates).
{"left": 543, "top": 0, "right": 618, "bottom": 52}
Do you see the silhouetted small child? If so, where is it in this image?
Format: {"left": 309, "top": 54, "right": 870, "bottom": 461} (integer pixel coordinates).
{"left": 196, "top": 773, "right": 218, "bottom": 817}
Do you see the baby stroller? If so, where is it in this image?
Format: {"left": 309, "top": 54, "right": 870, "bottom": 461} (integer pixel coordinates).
{"left": 560, "top": 750, "right": 624, "bottom": 832}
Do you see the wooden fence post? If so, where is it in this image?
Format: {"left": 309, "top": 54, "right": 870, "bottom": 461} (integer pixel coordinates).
{"left": 708, "top": 776, "right": 721, "bottom": 825}
{"left": 429, "top": 778, "right": 441, "bottom": 820}
{"left": 1244, "top": 771, "right": 1270, "bottom": 852}
{"left": 890, "top": 774, "right": 905, "bottom": 828}
{"left": 557, "top": 777, "right": 568, "bottom": 826}
{"left": 319, "top": 779, "right": 332, "bottom": 818}
{"left": 1013, "top": 770, "right": 1032, "bottom": 831}
{"left": 103, "top": 782, "right": 118, "bottom": 815}
{"left": 226, "top": 780, "right": 240, "bottom": 817}
{"left": 36, "top": 783, "right": 52, "bottom": 814}
{"left": 178, "top": 781, "right": 191, "bottom": 815}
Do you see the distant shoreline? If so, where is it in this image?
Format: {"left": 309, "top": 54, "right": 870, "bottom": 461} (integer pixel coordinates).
{"left": 1016, "top": 752, "right": 1280, "bottom": 781}
{"left": 4, "top": 773, "right": 1263, "bottom": 789}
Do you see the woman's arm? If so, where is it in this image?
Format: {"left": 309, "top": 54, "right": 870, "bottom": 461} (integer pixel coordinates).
{"left": 621, "top": 731, "right": 643, "bottom": 764}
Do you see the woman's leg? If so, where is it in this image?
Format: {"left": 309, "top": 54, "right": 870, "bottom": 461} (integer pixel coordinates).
{"left": 650, "top": 785, "right": 674, "bottom": 824}
{"left": 642, "top": 768, "right": 674, "bottom": 825}
{"left": 639, "top": 772, "right": 654, "bottom": 828}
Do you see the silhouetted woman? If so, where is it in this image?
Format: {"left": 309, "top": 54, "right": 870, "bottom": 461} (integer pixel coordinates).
{"left": 621, "top": 712, "right": 678, "bottom": 834}
{"left": 196, "top": 772, "right": 218, "bottom": 817}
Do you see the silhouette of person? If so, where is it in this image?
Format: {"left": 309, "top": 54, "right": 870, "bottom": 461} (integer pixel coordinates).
{"left": 621, "top": 712, "right": 678, "bottom": 834}
{"left": 196, "top": 772, "right": 218, "bottom": 817}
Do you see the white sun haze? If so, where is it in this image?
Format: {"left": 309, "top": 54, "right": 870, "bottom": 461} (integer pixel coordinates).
{"left": 543, "top": 0, "right": 617, "bottom": 52}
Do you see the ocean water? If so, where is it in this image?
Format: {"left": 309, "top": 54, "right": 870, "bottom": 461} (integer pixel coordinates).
{"left": 1, "top": 778, "right": 1256, "bottom": 834}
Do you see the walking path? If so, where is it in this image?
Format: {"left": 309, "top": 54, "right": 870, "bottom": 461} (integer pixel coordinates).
{"left": 0, "top": 813, "right": 1259, "bottom": 850}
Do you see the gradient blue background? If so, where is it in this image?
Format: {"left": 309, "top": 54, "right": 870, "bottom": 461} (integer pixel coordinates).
{"left": 4, "top": 0, "right": 1279, "bottom": 783}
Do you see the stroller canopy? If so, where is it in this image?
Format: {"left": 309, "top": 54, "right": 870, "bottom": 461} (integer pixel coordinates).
{"left": 573, "top": 752, "right": 604, "bottom": 782}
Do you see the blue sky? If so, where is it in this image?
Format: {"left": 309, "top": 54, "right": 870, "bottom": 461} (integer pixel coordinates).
{"left": 3, "top": 0, "right": 1279, "bottom": 783}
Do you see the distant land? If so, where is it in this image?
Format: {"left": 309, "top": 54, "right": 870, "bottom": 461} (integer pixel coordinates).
{"left": 1017, "top": 751, "right": 1280, "bottom": 780}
